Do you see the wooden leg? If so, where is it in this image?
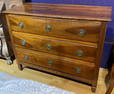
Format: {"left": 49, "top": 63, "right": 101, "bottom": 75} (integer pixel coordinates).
{"left": 105, "top": 75, "right": 114, "bottom": 94}
{"left": 105, "top": 73, "right": 111, "bottom": 86}
{"left": 91, "top": 85, "right": 96, "bottom": 93}
{"left": 18, "top": 64, "right": 23, "bottom": 71}
{"left": 105, "top": 82, "right": 114, "bottom": 94}
{"left": 105, "top": 64, "right": 114, "bottom": 94}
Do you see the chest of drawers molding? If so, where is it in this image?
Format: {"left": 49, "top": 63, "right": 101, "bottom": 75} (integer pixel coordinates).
{"left": 2, "top": 3, "right": 112, "bottom": 92}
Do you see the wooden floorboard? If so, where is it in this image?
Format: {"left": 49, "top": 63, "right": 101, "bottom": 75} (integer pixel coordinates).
{"left": 0, "top": 59, "right": 113, "bottom": 94}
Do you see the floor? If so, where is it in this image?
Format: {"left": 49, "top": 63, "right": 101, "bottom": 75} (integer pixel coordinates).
{"left": 0, "top": 59, "right": 113, "bottom": 94}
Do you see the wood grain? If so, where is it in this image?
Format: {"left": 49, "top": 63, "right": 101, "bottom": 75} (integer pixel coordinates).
{"left": 8, "top": 15, "right": 102, "bottom": 43}
{"left": 15, "top": 47, "right": 95, "bottom": 82}
{"left": 12, "top": 32, "right": 97, "bottom": 62}
{"left": 3, "top": 3, "right": 112, "bottom": 21}
{"left": 91, "top": 22, "right": 107, "bottom": 92}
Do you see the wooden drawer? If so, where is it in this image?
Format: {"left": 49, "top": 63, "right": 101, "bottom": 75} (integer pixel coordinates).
{"left": 13, "top": 32, "right": 97, "bottom": 62}
{"left": 8, "top": 15, "right": 102, "bottom": 43}
{"left": 15, "top": 48, "right": 95, "bottom": 80}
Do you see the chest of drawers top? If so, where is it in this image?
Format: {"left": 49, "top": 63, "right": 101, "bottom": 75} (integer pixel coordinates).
{"left": 3, "top": 3, "right": 112, "bottom": 21}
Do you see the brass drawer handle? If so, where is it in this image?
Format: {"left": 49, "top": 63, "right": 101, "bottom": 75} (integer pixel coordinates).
{"left": 48, "top": 60, "right": 54, "bottom": 65}
{"left": 78, "top": 29, "right": 86, "bottom": 37}
{"left": 76, "top": 50, "right": 84, "bottom": 57}
{"left": 21, "top": 40, "right": 26, "bottom": 46}
{"left": 23, "top": 56, "right": 29, "bottom": 60}
{"left": 75, "top": 67, "right": 81, "bottom": 73}
{"left": 46, "top": 44, "right": 53, "bottom": 50}
{"left": 18, "top": 22, "right": 24, "bottom": 28}
{"left": 45, "top": 25, "right": 52, "bottom": 32}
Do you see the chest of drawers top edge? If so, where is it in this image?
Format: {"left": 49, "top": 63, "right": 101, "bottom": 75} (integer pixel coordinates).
{"left": 2, "top": 3, "right": 112, "bottom": 93}
{"left": 3, "top": 3, "right": 112, "bottom": 21}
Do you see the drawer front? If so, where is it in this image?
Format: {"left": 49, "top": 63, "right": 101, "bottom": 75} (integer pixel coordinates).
{"left": 16, "top": 48, "right": 95, "bottom": 80}
{"left": 8, "top": 15, "right": 102, "bottom": 43}
{"left": 13, "top": 32, "right": 97, "bottom": 62}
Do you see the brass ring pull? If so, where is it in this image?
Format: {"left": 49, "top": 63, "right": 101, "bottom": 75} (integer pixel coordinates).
{"left": 45, "top": 25, "right": 52, "bottom": 32}
{"left": 48, "top": 60, "right": 54, "bottom": 65}
{"left": 18, "top": 22, "right": 24, "bottom": 28}
{"left": 76, "top": 50, "right": 84, "bottom": 57}
{"left": 21, "top": 40, "right": 26, "bottom": 46}
{"left": 23, "top": 56, "right": 29, "bottom": 60}
{"left": 75, "top": 67, "right": 81, "bottom": 73}
{"left": 46, "top": 44, "right": 52, "bottom": 50}
{"left": 78, "top": 29, "right": 86, "bottom": 37}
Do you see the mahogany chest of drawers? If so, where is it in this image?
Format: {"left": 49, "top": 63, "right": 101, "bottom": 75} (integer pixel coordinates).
{"left": 2, "top": 3, "right": 112, "bottom": 92}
